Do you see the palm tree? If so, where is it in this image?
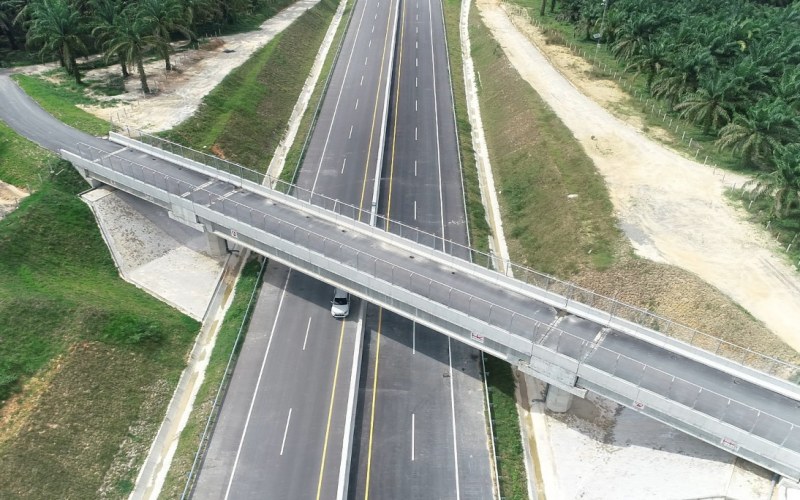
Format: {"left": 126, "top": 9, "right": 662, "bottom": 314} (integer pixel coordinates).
{"left": 716, "top": 98, "right": 800, "bottom": 169}
{"left": 25, "top": 0, "right": 86, "bottom": 83}
{"left": 745, "top": 144, "right": 800, "bottom": 217}
{"left": 182, "top": 0, "right": 219, "bottom": 48}
{"left": 137, "top": 0, "right": 191, "bottom": 71}
{"left": 674, "top": 71, "right": 743, "bottom": 135}
{"left": 651, "top": 48, "right": 713, "bottom": 105}
{"left": 0, "top": 0, "right": 22, "bottom": 50}
{"left": 104, "top": 9, "right": 156, "bottom": 93}
{"left": 91, "top": 0, "right": 128, "bottom": 77}
{"left": 624, "top": 38, "right": 667, "bottom": 90}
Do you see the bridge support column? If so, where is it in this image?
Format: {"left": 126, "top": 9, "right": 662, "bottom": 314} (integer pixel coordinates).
{"left": 205, "top": 231, "right": 228, "bottom": 257}
{"left": 545, "top": 385, "right": 573, "bottom": 413}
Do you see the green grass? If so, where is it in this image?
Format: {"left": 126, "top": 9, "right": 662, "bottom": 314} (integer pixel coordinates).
{"left": 441, "top": 0, "right": 491, "bottom": 261}
{"left": 484, "top": 355, "right": 528, "bottom": 500}
{"left": 11, "top": 74, "right": 112, "bottom": 137}
{"left": 0, "top": 122, "right": 52, "bottom": 189}
{"left": 164, "top": 0, "right": 340, "bottom": 174}
{"left": 0, "top": 156, "right": 199, "bottom": 497}
{"left": 470, "top": 6, "right": 619, "bottom": 277}
{"left": 160, "top": 258, "right": 265, "bottom": 498}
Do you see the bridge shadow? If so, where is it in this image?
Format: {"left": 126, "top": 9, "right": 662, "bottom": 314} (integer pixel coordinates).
{"left": 544, "top": 390, "right": 774, "bottom": 471}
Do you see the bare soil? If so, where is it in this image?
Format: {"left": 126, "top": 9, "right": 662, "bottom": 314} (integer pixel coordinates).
{"left": 0, "top": 181, "right": 28, "bottom": 221}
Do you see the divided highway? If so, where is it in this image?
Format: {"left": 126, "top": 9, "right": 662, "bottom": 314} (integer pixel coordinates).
{"left": 348, "top": 0, "right": 495, "bottom": 495}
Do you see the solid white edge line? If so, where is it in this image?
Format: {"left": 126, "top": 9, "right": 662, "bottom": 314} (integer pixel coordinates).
{"left": 448, "top": 338, "right": 461, "bottom": 500}
{"left": 223, "top": 268, "right": 292, "bottom": 500}
{"left": 336, "top": 304, "right": 367, "bottom": 500}
{"left": 280, "top": 408, "right": 293, "bottom": 456}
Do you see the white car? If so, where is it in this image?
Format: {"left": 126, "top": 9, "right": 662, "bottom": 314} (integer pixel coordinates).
{"left": 331, "top": 288, "right": 350, "bottom": 318}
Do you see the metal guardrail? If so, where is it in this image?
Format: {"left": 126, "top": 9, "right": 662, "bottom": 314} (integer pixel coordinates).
{"left": 123, "top": 129, "right": 800, "bottom": 382}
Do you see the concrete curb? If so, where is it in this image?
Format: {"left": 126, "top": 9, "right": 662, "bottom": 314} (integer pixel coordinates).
{"left": 130, "top": 249, "right": 246, "bottom": 500}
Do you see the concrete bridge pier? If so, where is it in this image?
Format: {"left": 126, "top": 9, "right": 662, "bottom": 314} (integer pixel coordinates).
{"left": 545, "top": 385, "right": 574, "bottom": 413}
{"left": 205, "top": 231, "right": 228, "bottom": 257}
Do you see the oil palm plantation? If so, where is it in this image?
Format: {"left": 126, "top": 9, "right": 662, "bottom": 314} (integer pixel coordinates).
{"left": 91, "top": 0, "right": 128, "bottom": 77}
{"left": 674, "top": 71, "right": 743, "bottom": 135}
{"left": 137, "top": 0, "right": 191, "bottom": 71}
{"left": 745, "top": 144, "right": 800, "bottom": 218}
{"left": 716, "top": 98, "right": 800, "bottom": 170}
{"left": 104, "top": 8, "right": 156, "bottom": 93}
{"left": 25, "top": 0, "right": 86, "bottom": 83}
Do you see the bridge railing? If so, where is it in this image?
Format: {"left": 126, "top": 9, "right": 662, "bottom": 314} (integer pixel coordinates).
{"left": 72, "top": 142, "right": 800, "bottom": 458}
{"left": 116, "top": 131, "right": 800, "bottom": 382}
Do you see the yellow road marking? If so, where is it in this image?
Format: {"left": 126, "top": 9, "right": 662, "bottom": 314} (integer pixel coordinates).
{"left": 383, "top": 0, "right": 407, "bottom": 231}
{"left": 316, "top": 318, "right": 348, "bottom": 500}
{"left": 357, "top": 0, "right": 399, "bottom": 220}
{"left": 365, "top": 1, "right": 407, "bottom": 496}
{"left": 363, "top": 308, "right": 384, "bottom": 500}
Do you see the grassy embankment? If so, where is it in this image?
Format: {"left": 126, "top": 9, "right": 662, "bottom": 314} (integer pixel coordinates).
{"left": 159, "top": 0, "right": 342, "bottom": 494}
{"left": 164, "top": 0, "right": 340, "bottom": 174}
{"left": 0, "top": 128, "right": 199, "bottom": 497}
{"left": 451, "top": 2, "right": 800, "bottom": 498}
{"left": 0, "top": 2, "right": 322, "bottom": 496}
{"left": 12, "top": 74, "right": 112, "bottom": 136}
{"left": 469, "top": 2, "right": 797, "bottom": 364}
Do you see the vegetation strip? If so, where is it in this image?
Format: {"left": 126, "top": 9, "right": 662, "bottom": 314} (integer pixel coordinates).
{"left": 163, "top": 0, "right": 339, "bottom": 174}
{"left": 160, "top": 258, "right": 266, "bottom": 499}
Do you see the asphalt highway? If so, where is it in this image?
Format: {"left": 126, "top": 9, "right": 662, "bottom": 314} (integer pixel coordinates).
{"left": 194, "top": 0, "right": 399, "bottom": 496}
{"left": 348, "top": 0, "right": 495, "bottom": 496}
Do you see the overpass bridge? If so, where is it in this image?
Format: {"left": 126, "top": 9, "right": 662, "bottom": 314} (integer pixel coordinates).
{"left": 62, "top": 131, "right": 800, "bottom": 481}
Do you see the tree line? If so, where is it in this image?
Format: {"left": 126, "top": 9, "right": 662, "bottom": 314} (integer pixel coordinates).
{"left": 0, "top": 0, "right": 279, "bottom": 93}
{"left": 541, "top": 0, "right": 799, "bottom": 219}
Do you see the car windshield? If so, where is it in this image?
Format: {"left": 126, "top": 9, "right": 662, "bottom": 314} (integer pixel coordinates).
{"left": 333, "top": 297, "right": 348, "bottom": 305}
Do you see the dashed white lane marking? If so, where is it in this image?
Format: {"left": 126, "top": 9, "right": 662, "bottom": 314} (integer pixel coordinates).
{"left": 369, "top": 39, "right": 372, "bottom": 48}
{"left": 223, "top": 269, "right": 291, "bottom": 499}
{"left": 415, "top": 126, "right": 418, "bottom": 140}
{"left": 411, "top": 413, "right": 416, "bottom": 461}
{"left": 415, "top": 99, "right": 418, "bottom": 111}
{"left": 415, "top": 76, "right": 418, "bottom": 87}
{"left": 341, "top": 157, "right": 347, "bottom": 174}
{"left": 414, "top": 160, "right": 417, "bottom": 176}
{"left": 413, "top": 200, "right": 417, "bottom": 220}
{"left": 415, "top": 57, "right": 418, "bottom": 67}
{"left": 280, "top": 408, "right": 293, "bottom": 456}
{"left": 360, "top": 74, "right": 364, "bottom": 85}
{"left": 355, "top": 98, "right": 359, "bottom": 110}
{"left": 372, "top": 25, "right": 375, "bottom": 33}
{"left": 349, "top": 125, "right": 354, "bottom": 138}
{"left": 365, "top": 56, "right": 368, "bottom": 65}
{"left": 302, "top": 317, "right": 312, "bottom": 350}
